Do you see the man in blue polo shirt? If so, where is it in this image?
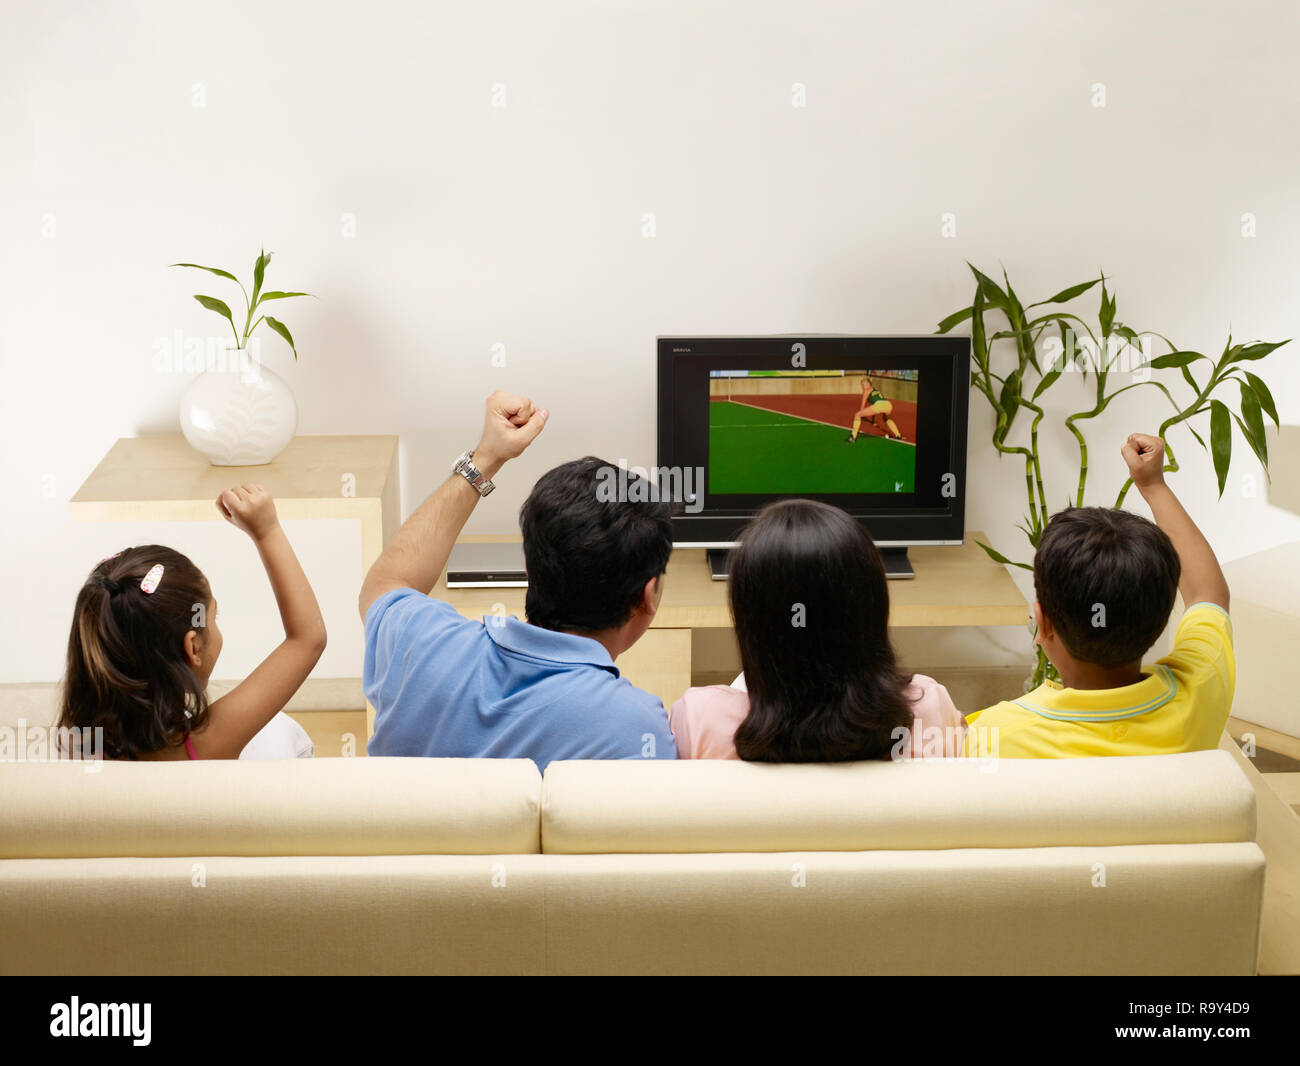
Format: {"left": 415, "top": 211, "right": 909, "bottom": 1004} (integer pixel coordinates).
{"left": 357, "top": 390, "right": 676, "bottom": 770}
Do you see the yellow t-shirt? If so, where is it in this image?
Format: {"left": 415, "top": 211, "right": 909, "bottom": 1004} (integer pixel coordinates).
{"left": 963, "top": 603, "right": 1234, "bottom": 759}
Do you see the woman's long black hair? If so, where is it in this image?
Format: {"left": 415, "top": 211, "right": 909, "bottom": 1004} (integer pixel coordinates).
{"left": 729, "top": 499, "right": 914, "bottom": 762}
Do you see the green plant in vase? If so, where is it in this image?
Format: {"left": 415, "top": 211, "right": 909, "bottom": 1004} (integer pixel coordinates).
{"left": 936, "top": 264, "right": 1287, "bottom": 689}
{"left": 171, "top": 248, "right": 310, "bottom": 358}
{"left": 170, "top": 249, "right": 314, "bottom": 466}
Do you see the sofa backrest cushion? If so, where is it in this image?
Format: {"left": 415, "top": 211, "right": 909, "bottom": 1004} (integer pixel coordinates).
{"left": 540, "top": 750, "right": 1256, "bottom": 853}
{"left": 0, "top": 757, "right": 542, "bottom": 857}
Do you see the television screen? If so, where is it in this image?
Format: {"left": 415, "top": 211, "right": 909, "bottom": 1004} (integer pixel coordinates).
{"left": 657, "top": 336, "right": 969, "bottom": 551}
{"left": 708, "top": 369, "right": 919, "bottom": 495}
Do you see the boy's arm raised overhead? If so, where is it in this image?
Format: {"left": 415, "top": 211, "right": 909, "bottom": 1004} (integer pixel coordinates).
{"left": 1122, "top": 433, "right": 1230, "bottom": 613}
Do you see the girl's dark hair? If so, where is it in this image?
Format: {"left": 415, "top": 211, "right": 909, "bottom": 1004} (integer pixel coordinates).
{"left": 58, "top": 545, "right": 213, "bottom": 760}
{"left": 730, "top": 500, "right": 915, "bottom": 763}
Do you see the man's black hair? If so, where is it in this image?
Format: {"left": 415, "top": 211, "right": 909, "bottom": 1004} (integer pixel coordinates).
{"left": 519, "top": 456, "right": 672, "bottom": 633}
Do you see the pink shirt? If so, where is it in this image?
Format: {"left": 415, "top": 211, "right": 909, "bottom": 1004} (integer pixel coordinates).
{"left": 670, "top": 673, "right": 966, "bottom": 760}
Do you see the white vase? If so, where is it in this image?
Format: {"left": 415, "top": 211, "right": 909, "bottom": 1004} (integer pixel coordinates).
{"left": 179, "top": 352, "right": 298, "bottom": 466}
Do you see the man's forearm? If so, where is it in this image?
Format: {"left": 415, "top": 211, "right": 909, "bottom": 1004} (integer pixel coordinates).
{"left": 359, "top": 452, "right": 504, "bottom": 612}
{"left": 1139, "top": 482, "right": 1230, "bottom": 611}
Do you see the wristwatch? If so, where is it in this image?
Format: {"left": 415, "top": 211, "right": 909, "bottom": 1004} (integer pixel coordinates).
{"left": 453, "top": 450, "right": 495, "bottom": 497}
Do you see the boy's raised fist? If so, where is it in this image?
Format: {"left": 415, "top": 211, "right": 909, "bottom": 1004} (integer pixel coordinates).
{"left": 1121, "top": 433, "right": 1167, "bottom": 490}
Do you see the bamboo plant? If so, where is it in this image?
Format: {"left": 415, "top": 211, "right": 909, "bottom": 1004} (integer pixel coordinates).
{"left": 937, "top": 264, "right": 1288, "bottom": 687}
{"left": 171, "top": 249, "right": 310, "bottom": 358}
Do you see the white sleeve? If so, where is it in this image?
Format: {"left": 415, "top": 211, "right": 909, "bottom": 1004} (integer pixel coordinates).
{"left": 238, "top": 712, "right": 315, "bottom": 760}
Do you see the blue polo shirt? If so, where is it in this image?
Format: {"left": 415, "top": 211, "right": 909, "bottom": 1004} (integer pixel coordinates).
{"left": 364, "top": 588, "right": 676, "bottom": 771}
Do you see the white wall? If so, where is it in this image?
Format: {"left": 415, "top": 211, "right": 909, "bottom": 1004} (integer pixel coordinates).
{"left": 2, "top": 0, "right": 1298, "bottom": 684}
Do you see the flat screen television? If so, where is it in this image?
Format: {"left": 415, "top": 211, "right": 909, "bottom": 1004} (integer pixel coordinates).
{"left": 656, "top": 335, "right": 970, "bottom": 578}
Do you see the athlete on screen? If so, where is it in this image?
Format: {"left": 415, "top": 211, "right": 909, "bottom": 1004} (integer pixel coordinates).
{"left": 846, "top": 374, "right": 903, "bottom": 442}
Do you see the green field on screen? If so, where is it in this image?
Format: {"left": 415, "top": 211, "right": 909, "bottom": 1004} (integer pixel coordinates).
{"left": 708, "top": 401, "right": 916, "bottom": 494}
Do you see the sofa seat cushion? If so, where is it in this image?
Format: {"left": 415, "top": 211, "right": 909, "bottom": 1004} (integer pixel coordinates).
{"left": 0, "top": 758, "right": 541, "bottom": 857}
{"left": 541, "top": 750, "right": 1256, "bottom": 854}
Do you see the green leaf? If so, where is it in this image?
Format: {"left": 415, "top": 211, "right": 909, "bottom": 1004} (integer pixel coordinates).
{"left": 1098, "top": 281, "right": 1115, "bottom": 336}
{"left": 264, "top": 315, "right": 298, "bottom": 359}
{"left": 1028, "top": 277, "right": 1101, "bottom": 308}
{"left": 1184, "top": 421, "right": 1207, "bottom": 452}
{"left": 1219, "top": 341, "right": 1242, "bottom": 368}
{"left": 1112, "top": 324, "right": 1142, "bottom": 365}
{"left": 1015, "top": 516, "right": 1043, "bottom": 549}
{"left": 171, "top": 262, "right": 240, "bottom": 283}
{"left": 1209, "top": 399, "right": 1232, "bottom": 498}
{"left": 1243, "top": 371, "right": 1280, "bottom": 426}
{"left": 998, "top": 371, "right": 1021, "bottom": 437}
{"left": 1027, "top": 310, "right": 1097, "bottom": 342}
{"left": 256, "top": 290, "right": 312, "bottom": 302}
{"left": 1228, "top": 340, "right": 1289, "bottom": 364}
{"left": 1179, "top": 362, "right": 1201, "bottom": 394}
{"left": 1146, "top": 351, "right": 1205, "bottom": 370}
{"left": 1019, "top": 329, "right": 1042, "bottom": 374}
{"left": 1057, "top": 320, "right": 1085, "bottom": 382}
{"left": 1238, "top": 379, "right": 1268, "bottom": 465}
{"left": 1031, "top": 367, "right": 1062, "bottom": 400}
{"left": 975, "top": 540, "right": 1032, "bottom": 571}
{"left": 1230, "top": 414, "right": 1268, "bottom": 476}
{"left": 936, "top": 306, "right": 973, "bottom": 334}
{"left": 971, "top": 286, "right": 988, "bottom": 375}
{"left": 251, "top": 249, "right": 272, "bottom": 305}
{"left": 967, "top": 263, "right": 1009, "bottom": 310}
{"left": 193, "top": 294, "right": 235, "bottom": 325}
{"left": 1001, "top": 271, "right": 1040, "bottom": 374}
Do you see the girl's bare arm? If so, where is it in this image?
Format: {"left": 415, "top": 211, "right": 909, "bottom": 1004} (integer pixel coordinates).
{"left": 197, "top": 485, "right": 327, "bottom": 757}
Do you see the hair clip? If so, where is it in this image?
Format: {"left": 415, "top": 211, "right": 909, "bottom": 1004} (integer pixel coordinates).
{"left": 140, "top": 564, "right": 165, "bottom": 594}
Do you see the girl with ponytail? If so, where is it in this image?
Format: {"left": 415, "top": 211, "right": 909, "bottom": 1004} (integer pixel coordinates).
{"left": 59, "top": 484, "right": 327, "bottom": 760}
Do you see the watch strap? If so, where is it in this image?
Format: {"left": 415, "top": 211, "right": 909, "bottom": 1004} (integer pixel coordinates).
{"left": 453, "top": 450, "right": 495, "bottom": 497}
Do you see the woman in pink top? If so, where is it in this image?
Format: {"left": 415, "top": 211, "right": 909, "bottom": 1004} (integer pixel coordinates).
{"left": 670, "top": 499, "right": 965, "bottom": 761}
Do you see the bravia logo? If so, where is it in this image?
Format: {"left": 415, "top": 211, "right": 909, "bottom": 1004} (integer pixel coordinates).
{"left": 49, "top": 997, "right": 151, "bottom": 1046}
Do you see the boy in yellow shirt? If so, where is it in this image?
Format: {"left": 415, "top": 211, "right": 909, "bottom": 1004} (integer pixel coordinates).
{"left": 965, "top": 432, "right": 1233, "bottom": 759}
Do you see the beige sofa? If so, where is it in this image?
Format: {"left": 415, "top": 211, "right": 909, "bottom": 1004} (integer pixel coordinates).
{"left": 0, "top": 750, "right": 1264, "bottom": 975}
